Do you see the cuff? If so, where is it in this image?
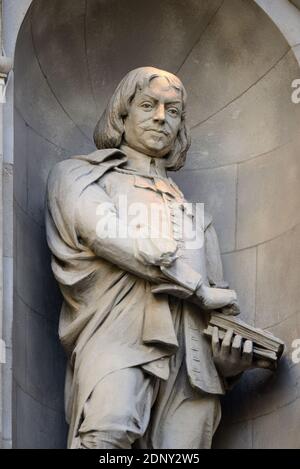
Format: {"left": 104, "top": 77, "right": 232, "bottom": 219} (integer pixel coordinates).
{"left": 160, "top": 259, "right": 203, "bottom": 294}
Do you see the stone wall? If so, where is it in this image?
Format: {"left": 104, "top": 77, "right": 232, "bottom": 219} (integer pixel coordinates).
{"left": 2, "top": 0, "right": 300, "bottom": 448}
{"left": 172, "top": 0, "right": 300, "bottom": 448}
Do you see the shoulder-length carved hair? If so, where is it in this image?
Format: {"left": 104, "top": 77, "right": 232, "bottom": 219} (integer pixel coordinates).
{"left": 93, "top": 67, "right": 191, "bottom": 171}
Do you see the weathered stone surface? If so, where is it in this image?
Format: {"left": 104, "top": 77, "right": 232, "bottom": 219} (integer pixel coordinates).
{"left": 14, "top": 12, "right": 94, "bottom": 155}
{"left": 14, "top": 384, "right": 67, "bottom": 449}
{"left": 13, "top": 110, "right": 27, "bottom": 211}
{"left": 44, "top": 61, "right": 251, "bottom": 447}
{"left": 15, "top": 203, "right": 62, "bottom": 323}
{"left": 10, "top": 0, "right": 300, "bottom": 451}
{"left": 3, "top": 257, "right": 13, "bottom": 346}
{"left": 2, "top": 348, "right": 12, "bottom": 442}
{"left": 252, "top": 396, "right": 300, "bottom": 448}
{"left": 173, "top": 165, "right": 237, "bottom": 253}
{"left": 16, "top": 205, "right": 44, "bottom": 313}
{"left": 13, "top": 294, "right": 65, "bottom": 413}
{"left": 221, "top": 247, "right": 257, "bottom": 325}
{"left": 256, "top": 0, "right": 300, "bottom": 47}
{"left": 3, "top": 76, "right": 14, "bottom": 165}
{"left": 180, "top": 0, "right": 289, "bottom": 129}
{"left": 268, "top": 310, "right": 300, "bottom": 371}
{"left": 3, "top": 164, "right": 13, "bottom": 258}
{"left": 12, "top": 295, "right": 27, "bottom": 391}
{"left": 3, "top": 0, "right": 33, "bottom": 58}
{"left": 85, "top": 0, "right": 223, "bottom": 116}
{"left": 236, "top": 139, "right": 300, "bottom": 250}
{"left": 219, "top": 312, "right": 300, "bottom": 427}
{"left": 256, "top": 224, "right": 300, "bottom": 328}
{"left": 31, "top": 0, "right": 98, "bottom": 141}
{"left": 26, "top": 309, "right": 66, "bottom": 413}
{"left": 290, "top": 0, "right": 300, "bottom": 11}
{"left": 292, "top": 43, "right": 300, "bottom": 64}
{"left": 26, "top": 126, "right": 69, "bottom": 225}
{"left": 213, "top": 419, "right": 253, "bottom": 449}
{"left": 187, "top": 51, "right": 300, "bottom": 170}
{"left": 218, "top": 391, "right": 300, "bottom": 448}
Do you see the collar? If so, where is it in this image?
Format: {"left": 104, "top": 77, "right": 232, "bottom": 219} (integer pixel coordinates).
{"left": 71, "top": 147, "right": 127, "bottom": 165}
{"left": 120, "top": 144, "right": 168, "bottom": 178}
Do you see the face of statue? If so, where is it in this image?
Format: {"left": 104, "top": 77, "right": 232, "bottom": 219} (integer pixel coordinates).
{"left": 124, "top": 76, "right": 183, "bottom": 158}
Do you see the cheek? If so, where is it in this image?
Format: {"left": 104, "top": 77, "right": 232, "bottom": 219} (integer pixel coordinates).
{"left": 124, "top": 116, "right": 137, "bottom": 137}
{"left": 126, "top": 112, "right": 148, "bottom": 133}
{"left": 169, "top": 121, "right": 181, "bottom": 138}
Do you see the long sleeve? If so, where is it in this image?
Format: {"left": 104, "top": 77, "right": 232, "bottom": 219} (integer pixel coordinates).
{"left": 75, "top": 182, "right": 202, "bottom": 292}
{"left": 204, "top": 221, "right": 229, "bottom": 289}
{"left": 75, "top": 182, "right": 165, "bottom": 283}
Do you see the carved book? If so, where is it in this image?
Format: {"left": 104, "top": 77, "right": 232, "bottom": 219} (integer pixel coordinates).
{"left": 203, "top": 313, "right": 285, "bottom": 371}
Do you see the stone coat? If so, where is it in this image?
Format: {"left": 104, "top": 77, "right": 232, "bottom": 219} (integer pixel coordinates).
{"left": 46, "top": 148, "right": 227, "bottom": 448}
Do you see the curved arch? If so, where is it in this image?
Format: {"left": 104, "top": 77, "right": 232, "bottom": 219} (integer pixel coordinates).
{"left": 4, "top": 0, "right": 300, "bottom": 449}
{"left": 4, "top": 1, "right": 300, "bottom": 62}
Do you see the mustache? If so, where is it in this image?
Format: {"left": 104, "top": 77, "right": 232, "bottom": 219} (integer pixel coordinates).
{"left": 141, "top": 126, "right": 170, "bottom": 136}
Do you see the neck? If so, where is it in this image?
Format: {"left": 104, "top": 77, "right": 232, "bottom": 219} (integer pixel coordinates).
{"left": 120, "top": 144, "right": 168, "bottom": 178}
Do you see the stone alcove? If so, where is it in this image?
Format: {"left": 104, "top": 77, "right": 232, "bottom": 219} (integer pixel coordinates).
{"left": 11, "top": 0, "right": 300, "bottom": 448}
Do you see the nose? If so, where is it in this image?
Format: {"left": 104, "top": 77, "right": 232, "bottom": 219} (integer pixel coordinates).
{"left": 153, "top": 104, "right": 165, "bottom": 124}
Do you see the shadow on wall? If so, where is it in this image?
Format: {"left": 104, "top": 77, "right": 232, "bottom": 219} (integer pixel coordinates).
{"left": 13, "top": 0, "right": 300, "bottom": 448}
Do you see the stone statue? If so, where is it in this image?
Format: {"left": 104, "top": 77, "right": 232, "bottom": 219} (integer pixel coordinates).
{"left": 46, "top": 67, "right": 255, "bottom": 449}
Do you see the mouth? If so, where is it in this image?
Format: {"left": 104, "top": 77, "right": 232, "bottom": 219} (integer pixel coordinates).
{"left": 146, "top": 129, "right": 170, "bottom": 136}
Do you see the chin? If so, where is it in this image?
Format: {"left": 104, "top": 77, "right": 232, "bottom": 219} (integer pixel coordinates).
{"left": 146, "top": 148, "right": 170, "bottom": 158}
{"left": 144, "top": 141, "right": 171, "bottom": 157}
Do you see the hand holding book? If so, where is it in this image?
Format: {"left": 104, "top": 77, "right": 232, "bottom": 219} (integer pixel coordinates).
{"left": 204, "top": 313, "right": 285, "bottom": 373}
{"left": 211, "top": 327, "right": 254, "bottom": 377}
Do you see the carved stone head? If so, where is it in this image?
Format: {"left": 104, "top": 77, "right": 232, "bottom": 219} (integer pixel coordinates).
{"left": 93, "top": 67, "right": 191, "bottom": 171}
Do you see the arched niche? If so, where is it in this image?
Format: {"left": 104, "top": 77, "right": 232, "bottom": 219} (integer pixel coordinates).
{"left": 12, "top": 0, "right": 300, "bottom": 448}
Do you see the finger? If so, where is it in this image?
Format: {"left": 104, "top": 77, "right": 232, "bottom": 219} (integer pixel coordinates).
{"left": 212, "top": 326, "right": 220, "bottom": 357}
{"left": 230, "top": 302, "right": 241, "bottom": 316}
{"left": 222, "top": 304, "right": 240, "bottom": 316}
{"left": 242, "top": 340, "right": 253, "bottom": 365}
{"left": 231, "top": 335, "right": 243, "bottom": 360}
{"left": 220, "top": 329, "right": 234, "bottom": 358}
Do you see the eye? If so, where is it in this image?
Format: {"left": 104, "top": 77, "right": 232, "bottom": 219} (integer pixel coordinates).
{"left": 168, "top": 108, "right": 180, "bottom": 117}
{"left": 140, "top": 102, "right": 153, "bottom": 110}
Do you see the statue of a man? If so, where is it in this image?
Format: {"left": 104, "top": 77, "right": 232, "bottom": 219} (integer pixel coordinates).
{"left": 46, "top": 67, "right": 254, "bottom": 449}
